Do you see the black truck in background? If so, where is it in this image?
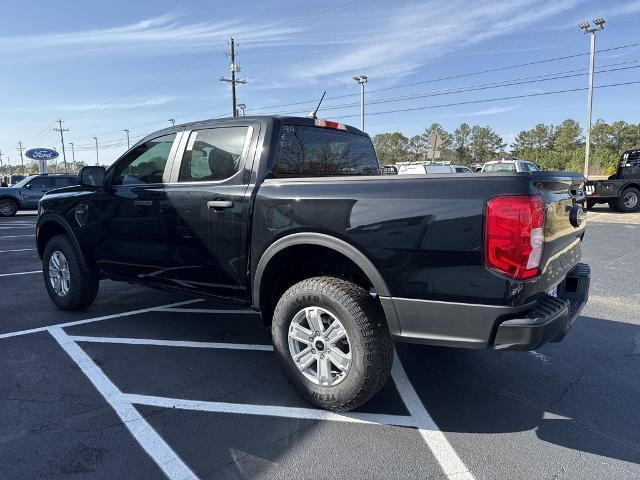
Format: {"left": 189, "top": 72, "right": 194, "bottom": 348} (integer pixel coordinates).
{"left": 585, "top": 149, "right": 640, "bottom": 213}
{"left": 35, "top": 116, "right": 591, "bottom": 412}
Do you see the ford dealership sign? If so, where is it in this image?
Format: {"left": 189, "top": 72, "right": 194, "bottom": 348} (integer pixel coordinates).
{"left": 25, "top": 148, "right": 59, "bottom": 161}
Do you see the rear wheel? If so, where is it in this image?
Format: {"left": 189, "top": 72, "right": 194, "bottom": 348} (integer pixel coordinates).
{"left": 0, "top": 198, "right": 18, "bottom": 217}
{"left": 615, "top": 187, "right": 640, "bottom": 213}
{"left": 272, "top": 276, "right": 394, "bottom": 412}
{"left": 607, "top": 199, "right": 619, "bottom": 212}
{"left": 43, "top": 235, "right": 99, "bottom": 310}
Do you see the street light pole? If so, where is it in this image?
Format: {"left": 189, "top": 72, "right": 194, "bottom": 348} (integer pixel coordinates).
{"left": 123, "top": 129, "right": 130, "bottom": 149}
{"left": 53, "top": 119, "right": 69, "bottom": 173}
{"left": 69, "top": 142, "right": 76, "bottom": 172}
{"left": 352, "top": 75, "right": 368, "bottom": 131}
{"left": 93, "top": 137, "right": 99, "bottom": 166}
{"left": 168, "top": 119, "right": 175, "bottom": 127}
{"left": 237, "top": 103, "right": 246, "bottom": 116}
{"left": 579, "top": 18, "right": 605, "bottom": 178}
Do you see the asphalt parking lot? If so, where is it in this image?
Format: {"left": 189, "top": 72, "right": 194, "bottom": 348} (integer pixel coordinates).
{"left": 1, "top": 207, "right": 639, "bottom": 480}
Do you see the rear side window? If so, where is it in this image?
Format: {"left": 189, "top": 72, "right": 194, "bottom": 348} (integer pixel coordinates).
{"left": 52, "top": 177, "right": 76, "bottom": 187}
{"left": 270, "top": 125, "right": 379, "bottom": 177}
{"left": 178, "top": 127, "right": 249, "bottom": 182}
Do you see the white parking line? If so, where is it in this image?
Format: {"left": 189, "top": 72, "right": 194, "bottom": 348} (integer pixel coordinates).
{"left": 69, "top": 335, "right": 274, "bottom": 352}
{"left": 124, "top": 393, "right": 417, "bottom": 427}
{"left": 0, "top": 270, "right": 42, "bottom": 277}
{"left": 0, "top": 248, "right": 37, "bottom": 253}
{"left": 49, "top": 327, "right": 198, "bottom": 480}
{"left": 0, "top": 299, "right": 204, "bottom": 340}
{"left": 155, "top": 307, "right": 259, "bottom": 314}
{"left": 0, "top": 234, "right": 36, "bottom": 239}
{"left": 392, "top": 355, "right": 475, "bottom": 480}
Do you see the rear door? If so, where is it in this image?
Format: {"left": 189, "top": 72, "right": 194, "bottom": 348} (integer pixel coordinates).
{"left": 160, "top": 123, "right": 258, "bottom": 300}
{"left": 93, "top": 133, "right": 180, "bottom": 280}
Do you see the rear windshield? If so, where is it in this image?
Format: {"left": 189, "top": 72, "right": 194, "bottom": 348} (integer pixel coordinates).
{"left": 483, "top": 162, "right": 516, "bottom": 172}
{"left": 270, "top": 125, "right": 380, "bottom": 177}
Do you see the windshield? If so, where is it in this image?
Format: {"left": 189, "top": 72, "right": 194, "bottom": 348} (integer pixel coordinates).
{"left": 11, "top": 175, "right": 36, "bottom": 188}
{"left": 483, "top": 163, "right": 516, "bottom": 172}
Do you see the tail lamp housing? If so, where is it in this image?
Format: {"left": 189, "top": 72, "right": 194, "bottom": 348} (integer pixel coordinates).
{"left": 484, "top": 195, "right": 544, "bottom": 280}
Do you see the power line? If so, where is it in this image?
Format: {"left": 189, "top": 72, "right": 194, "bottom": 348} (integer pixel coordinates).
{"left": 258, "top": 63, "right": 640, "bottom": 116}
{"left": 329, "top": 80, "right": 640, "bottom": 120}
{"left": 243, "top": 41, "right": 640, "bottom": 114}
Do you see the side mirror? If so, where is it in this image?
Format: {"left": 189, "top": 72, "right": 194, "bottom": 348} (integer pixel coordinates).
{"left": 78, "top": 166, "right": 106, "bottom": 187}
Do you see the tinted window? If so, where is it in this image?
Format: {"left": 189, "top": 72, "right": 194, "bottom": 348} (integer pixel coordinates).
{"left": 51, "top": 177, "right": 76, "bottom": 187}
{"left": 178, "top": 127, "right": 248, "bottom": 182}
{"left": 111, "top": 134, "right": 175, "bottom": 185}
{"left": 27, "top": 176, "right": 50, "bottom": 188}
{"left": 271, "top": 125, "right": 379, "bottom": 177}
{"left": 455, "top": 167, "right": 471, "bottom": 173}
{"left": 483, "top": 163, "right": 516, "bottom": 172}
{"left": 526, "top": 163, "right": 540, "bottom": 172}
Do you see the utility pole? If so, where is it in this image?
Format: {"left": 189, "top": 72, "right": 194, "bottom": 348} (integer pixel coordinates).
{"left": 352, "top": 75, "right": 368, "bottom": 131}
{"left": 69, "top": 142, "right": 76, "bottom": 172}
{"left": 237, "top": 103, "right": 246, "bottom": 116}
{"left": 54, "top": 119, "right": 69, "bottom": 173}
{"left": 168, "top": 119, "right": 175, "bottom": 127}
{"left": 219, "top": 37, "right": 247, "bottom": 117}
{"left": 579, "top": 18, "right": 605, "bottom": 178}
{"left": 92, "top": 137, "right": 99, "bottom": 166}
{"left": 16, "top": 141, "right": 25, "bottom": 175}
{"left": 123, "top": 129, "right": 130, "bottom": 149}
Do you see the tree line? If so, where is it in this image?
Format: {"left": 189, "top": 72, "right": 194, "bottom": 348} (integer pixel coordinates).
{"left": 372, "top": 119, "right": 640, "bottom": 175}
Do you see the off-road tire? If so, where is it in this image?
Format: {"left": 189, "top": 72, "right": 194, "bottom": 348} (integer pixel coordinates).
{"left": 0, "top": 198, "right": 18, "bottom": 217}
{"left": 43, "top": 234, "right": 99, "bottom": 311}
{"left": 272, "top": 276, "right": 394, "bottom": 412}
{"left": 615, "top": 187, "right": 640, "bottom": 213}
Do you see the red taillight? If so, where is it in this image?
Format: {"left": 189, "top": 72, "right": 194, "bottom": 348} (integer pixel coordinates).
{"left": 484, "top": 195, "right": 544, "bottom": 280}
{"left": 315, "top": 119, "right": 346, "bottom": 130}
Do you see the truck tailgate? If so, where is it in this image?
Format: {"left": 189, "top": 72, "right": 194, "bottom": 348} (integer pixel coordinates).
{"left": 533, "top": 173, "right": 586, "bottom": 294}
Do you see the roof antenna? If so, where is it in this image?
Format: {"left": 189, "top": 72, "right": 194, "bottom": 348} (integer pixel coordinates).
{"left": 307, "top": 91, "right": 326, "bottom": 119}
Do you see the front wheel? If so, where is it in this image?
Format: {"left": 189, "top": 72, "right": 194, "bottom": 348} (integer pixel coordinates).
{"left": 0, "top": 198, "right": 18, "bottom": 217}
{"left": 272, "top": 276, "right": 394, "bottom": 412}
{"left": 43, "top": 234, "right": 99, "bottom": 311}
{"left": 615, "top": 187, "right": 640, "bottom": 213}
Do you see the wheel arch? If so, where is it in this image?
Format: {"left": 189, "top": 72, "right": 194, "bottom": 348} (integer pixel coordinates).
{"left": 0, "top": 195, "right": 21, "bottom": 208}
{"left": 253, "top": 233, "right": 390, "bottom": 323}
{"left": 37, "top": 215, "right": 88, "bottom": 271}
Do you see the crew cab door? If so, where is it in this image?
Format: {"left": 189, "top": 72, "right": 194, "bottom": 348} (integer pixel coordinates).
{"left": 160, "top": 123, "right": 257, "bottom": 300}
{"left": 93, "top": 132, "right": 180, "bottom": 281}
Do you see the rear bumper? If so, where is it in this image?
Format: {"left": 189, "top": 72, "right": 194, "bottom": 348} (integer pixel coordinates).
{"left": 381, "top": 263, "right": 590, "bottom": 351}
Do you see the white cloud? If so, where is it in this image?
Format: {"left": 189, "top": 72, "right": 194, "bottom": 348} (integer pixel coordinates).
{"left": 291, "top": 0, "right": 585, "bottom": 82}
{"left": 443, "top": 105, "right": 521, "bottom": 118}
{"left": 0, "top": 14, "right": 301, "bottom": 58}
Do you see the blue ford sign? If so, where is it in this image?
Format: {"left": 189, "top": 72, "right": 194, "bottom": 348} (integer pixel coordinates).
{"left": 25, "top": 148, "right": 59, "bottom": 161}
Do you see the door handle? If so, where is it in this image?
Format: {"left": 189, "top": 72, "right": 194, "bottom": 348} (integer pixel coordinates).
{"left": 207, "top": 200, "right": 234, "bottom": 210}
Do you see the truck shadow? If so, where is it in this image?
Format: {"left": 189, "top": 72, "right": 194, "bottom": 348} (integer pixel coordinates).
{"left": 397, "top": 315, "right": 640, "bottom": 464}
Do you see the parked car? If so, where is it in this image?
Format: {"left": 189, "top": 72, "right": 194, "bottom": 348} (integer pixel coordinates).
{"left": 585, "top": 149, "right": 640, "bottom": 213}
{"left": 0, "top": 174, "right": 78, "bottom": 216}
{"left": 482, "top": 158, "right": 541, "bottom": 173}
{"left": 36, "top": 116, "right": 590, "bottom": 412}
{"left": 396, "top": 163, "right": 473, "bottom": 174}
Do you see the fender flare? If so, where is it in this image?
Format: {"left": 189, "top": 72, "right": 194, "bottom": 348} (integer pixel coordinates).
{"left": 37, "top": 214, "right": 89, "bottom": 271}
{"left": 252, "top": 232, "right": 390, "bottom": 308}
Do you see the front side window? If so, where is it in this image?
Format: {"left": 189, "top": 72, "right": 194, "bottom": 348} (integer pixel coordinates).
{"left": 27, "top": 176, "right": 50, "bottom": 189}
{"left": 111, "top": 134, "right": 176, "bottom": 185}
{"left": 271, "top": 125, "right": 380, "bottom": 177}
{"left": 178, "top": 127, "right": 248, "bottom": 182}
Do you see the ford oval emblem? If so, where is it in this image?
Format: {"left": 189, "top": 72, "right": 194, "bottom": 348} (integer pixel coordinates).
{"left": 569, "top": 205, "right": 585, "bottom": 228}
{"left": 25, "top": 148, "right": 59, "bottom": 161}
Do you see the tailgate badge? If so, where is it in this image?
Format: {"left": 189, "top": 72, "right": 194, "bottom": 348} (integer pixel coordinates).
{"left": 569, "top": 205, "right": 584, "bottom": 227}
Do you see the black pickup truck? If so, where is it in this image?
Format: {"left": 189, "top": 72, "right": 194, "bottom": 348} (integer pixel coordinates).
{"left": 36, "top": 116, "right": 591, "bottom": 411}
{"left": 585, "top": 149, "right": 640, "bottom": 212}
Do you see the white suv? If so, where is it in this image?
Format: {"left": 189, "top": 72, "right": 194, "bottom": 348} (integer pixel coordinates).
{"left": 481, "top": 159, "right": 541, "bottom": 173}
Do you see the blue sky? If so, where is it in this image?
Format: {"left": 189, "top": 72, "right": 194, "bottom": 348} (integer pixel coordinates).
{"left": 1, "top": 0, "right": 639, "bottom": 166}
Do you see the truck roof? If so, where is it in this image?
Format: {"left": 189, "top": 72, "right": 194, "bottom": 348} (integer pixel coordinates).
{"left": 143, "top": 116, "right": 366, "bottom": 144}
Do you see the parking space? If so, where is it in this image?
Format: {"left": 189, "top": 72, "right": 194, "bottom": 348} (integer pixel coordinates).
{"left": 1, "top": 211, "right": 640, "bottom": 479}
